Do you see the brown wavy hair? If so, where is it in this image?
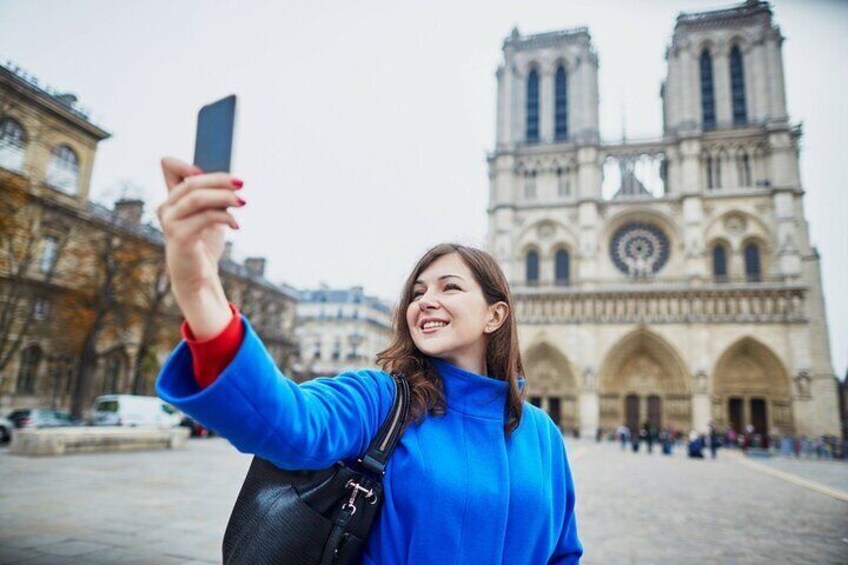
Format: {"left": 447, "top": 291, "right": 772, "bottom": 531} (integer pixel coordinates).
{"left": 376, "top": 243, "right": 525, "bottom": 435}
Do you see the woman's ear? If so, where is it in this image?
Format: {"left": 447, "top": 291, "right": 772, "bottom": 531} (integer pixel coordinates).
{"left": 484, "top": 302, "right": 509, "bottom": 334}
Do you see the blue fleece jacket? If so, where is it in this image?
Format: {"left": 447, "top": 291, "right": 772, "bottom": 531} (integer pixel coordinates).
{"left": 156, "top": 316, "right": 582, "bottom": 564}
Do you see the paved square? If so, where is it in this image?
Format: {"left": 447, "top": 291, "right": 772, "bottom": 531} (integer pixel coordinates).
{"left": 1, "top": 437, "right": 846, "bottom": 563}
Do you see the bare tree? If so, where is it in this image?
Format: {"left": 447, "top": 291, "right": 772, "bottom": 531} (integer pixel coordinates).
{"left": 0, "top": 171, "right": 72, "bottom": 376}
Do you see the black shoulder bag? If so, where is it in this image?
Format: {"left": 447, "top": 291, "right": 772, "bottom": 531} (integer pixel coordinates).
{"left": 223, "top": 374, "right": 410, "bottom": 565}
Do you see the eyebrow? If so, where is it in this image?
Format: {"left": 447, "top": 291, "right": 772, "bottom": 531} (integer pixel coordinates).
{"left": 413, "top": 274, "right": 465, "bottom": 285}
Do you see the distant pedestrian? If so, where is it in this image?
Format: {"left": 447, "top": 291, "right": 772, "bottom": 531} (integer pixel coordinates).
{"left": 725, "top": 426, "right": 738, "bottom": 449}
{"left": 708, "top": 423, "right": 719, "bottom": 459}
{"left": 660, "top": 427, "right": 673, "bottom": 455}
{"left": 616, "top": 424, "right": 630, "bottom": 450}
{"left": 780, "top": 435, "right": 793, "bottom": 457}
{"left": 687, "top": 429, "right": 704, "bottom": 459}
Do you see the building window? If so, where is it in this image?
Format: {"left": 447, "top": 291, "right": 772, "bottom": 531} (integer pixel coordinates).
{"left": 17, "top": 344, "right": 42, "bottom": 394}
{"left": 39, "top": 235, "right": 59, "bottom": 273}
{"left": 313, "top": 340, "right": 321, "bottom": 360}
{"left": 555, "top": 249, "right": 570, "bottom": 286}
{"left": 34, "top": 297, "right": 50, "bottom": 320}
{"left": 525, "top": 69, "right": 540, "bottom": 143}
{"left": 729, "top": 46, "right": 747, "bottom": 125}
{"left": 526, "top": 250, "right": 539, "bottom": 286}
{"left": 744, "top": 242, "right": 761, "bottom": 282}
{"left": 0, "top": 117, "right": 27, "bottom": 172}
{"left": 700, "top": 50, "right": 716, "bottom": 129}
{"left": 705, "top": 156, "right": 715, "bottom": 190}
{"left": 554, "top": 66, "right": 568, "bottom": 141}
{"left": 523, "top": 171, "right": 537, "bottom": 199}
{"left": 715, "top": 154, "right": 722, "bottom": 189}
{"left": 712, "top": 245, "right": 728, "bottom": 282}
{"left": 46, "top": 145, "right": 80, "bottom": 194}
{"left": 737, "top": 151, "right": 751, "bottom": 187}
{"left": 332, "top": 338, "right": 341, "bottom": 361}
{"left": 557, "top": 167, "right": 571, "bottom": 197}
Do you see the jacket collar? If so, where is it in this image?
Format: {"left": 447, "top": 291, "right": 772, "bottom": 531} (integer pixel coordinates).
{"left": 429, "top": 358, "right": 525, "bottom": 421}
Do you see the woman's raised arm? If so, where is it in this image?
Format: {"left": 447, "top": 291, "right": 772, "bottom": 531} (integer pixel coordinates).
{"left": 157, "top": 157, "right": 244, "bottom": 340}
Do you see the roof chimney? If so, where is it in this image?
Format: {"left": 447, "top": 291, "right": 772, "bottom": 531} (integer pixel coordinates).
{"left": 244, "top": 257, "right": 266, "bottom": 278}
{"left": 222, "top": 241, "right": 234, "bottom": 262}
{"left": 113, "top": 198, "right": 144, "bottom": 225}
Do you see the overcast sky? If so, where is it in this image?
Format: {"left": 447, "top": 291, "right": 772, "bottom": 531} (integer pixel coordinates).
{"left": 1, "top": 0, "right": 845, "bottom": 376}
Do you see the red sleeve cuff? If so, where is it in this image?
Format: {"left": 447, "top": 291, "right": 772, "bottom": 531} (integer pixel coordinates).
{"left": 182, "top": 303, "right": 244, "bottom": 389}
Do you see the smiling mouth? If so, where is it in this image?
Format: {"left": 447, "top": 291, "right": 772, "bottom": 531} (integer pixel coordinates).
{"left": 420, "top": 320, "right": 450, "bottom": 333}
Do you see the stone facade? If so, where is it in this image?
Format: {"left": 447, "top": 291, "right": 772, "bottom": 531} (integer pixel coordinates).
{"left": 292, "top": 286, "right": 393, "bottom": 381}
{"left": 487, "top": 1, "right": 840, "bottom": 437}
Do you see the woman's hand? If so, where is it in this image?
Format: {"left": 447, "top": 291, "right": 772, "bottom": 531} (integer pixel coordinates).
{"left": 157, "top": 157, "right": 244, "bottom": 339}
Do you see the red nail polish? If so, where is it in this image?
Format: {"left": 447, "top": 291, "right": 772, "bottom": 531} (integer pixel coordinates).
{"left": 236, "top": 196, "right": 246, "bottom": 206}
{"left": 231, "top": 178, "right": 244, "bottom": 188}
{"left": 233, "top": 220, "right": 240, "bottom": 230}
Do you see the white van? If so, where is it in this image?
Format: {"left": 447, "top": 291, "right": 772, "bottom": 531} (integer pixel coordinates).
{"left": 91, "top": 395, "right": 182, "bottom": 428}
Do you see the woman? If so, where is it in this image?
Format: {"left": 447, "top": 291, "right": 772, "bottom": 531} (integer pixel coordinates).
{"left": 155, "top": 158, "right": 583, "bottom": 563}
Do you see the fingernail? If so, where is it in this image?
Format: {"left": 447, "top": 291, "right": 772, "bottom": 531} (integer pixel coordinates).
{"left": 233, "top": 220, "right": 240, "bottom": 230}
{"left": 236, "top": 196, "right": 246, "bottom": 207}
{"left": 231, "top": 178, "right": 244, "bottom": 188}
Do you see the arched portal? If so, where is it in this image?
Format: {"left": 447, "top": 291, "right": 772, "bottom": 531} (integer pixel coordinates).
{"left": 598, "top": 329, "right": 691, "bottom": 433}
{"left": 523, "top": 343, "right": 579, "bottom": 431}
{"left": 712, "top": 337, "right": 793, "bottom": 435}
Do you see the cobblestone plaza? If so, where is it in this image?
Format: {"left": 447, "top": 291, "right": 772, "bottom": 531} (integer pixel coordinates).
{"left": 1, "top": 438, "right": 845, "bottom": 564}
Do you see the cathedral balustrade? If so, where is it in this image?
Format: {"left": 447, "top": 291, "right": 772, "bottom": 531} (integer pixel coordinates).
{"left": 513, "top": 283, "right": 806, "bottom": 324}
{"left": 600, "top": 140, "right": 669, "bottom": 200}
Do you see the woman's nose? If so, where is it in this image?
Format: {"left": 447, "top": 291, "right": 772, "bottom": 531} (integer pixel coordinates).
{"left": 417, "top": 292, "right": 439, "bottom": 310}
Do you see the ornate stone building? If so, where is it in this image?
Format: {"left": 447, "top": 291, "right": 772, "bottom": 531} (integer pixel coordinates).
{"left": 292, "top": 286, "right": 392, "bottom": 381}
{"left": 487, "top": 1, "right": 840, "bottom": 437}
{"left": 0, "top": 61, "right": 298, "bottom": 418}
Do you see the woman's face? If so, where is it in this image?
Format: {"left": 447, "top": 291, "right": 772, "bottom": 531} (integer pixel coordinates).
{"left": 406, "top": 253, "right": 506, "bottom": 374}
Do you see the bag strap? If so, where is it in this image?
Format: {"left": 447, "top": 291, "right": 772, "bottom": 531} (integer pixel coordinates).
{"left": 357, "top": 373, "right": 410, "bottom": 476}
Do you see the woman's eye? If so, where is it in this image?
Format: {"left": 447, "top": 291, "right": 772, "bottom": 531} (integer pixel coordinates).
{"left": 445, "top": 283, "right": 461, "bottom": 291}
{"left": 411, "top": 290, "right": 424, "bottom": 299}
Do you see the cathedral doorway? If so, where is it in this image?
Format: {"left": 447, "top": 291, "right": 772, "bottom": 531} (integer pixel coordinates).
{"left": 648, "top": 395, "right": 662, "bottom": 430}
{"left": 750, "top": 398, "right": 767, "bottom": 434}
{"left": 712, "top": 338, "right": 793, "bottom": 435}
{"left": 625, "top": 394, "right": 639, "bottom": 432}
{"left": 728, "top": 397, "right": 743, "bottom": 433}
{"left": 598, "top": 329, "right": 691, "bottom": 434}
{"left": 523, "top": 343, "right": 579, "bottom": 431}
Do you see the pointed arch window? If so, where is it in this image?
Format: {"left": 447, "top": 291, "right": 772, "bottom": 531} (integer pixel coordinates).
{"left": 555, "top": 249, "right": 570, "bottom": 286}
{"left": 737, "top": 151, "right": 751, "bottom": 187}
{"left": 744, "top": 242, "right": 761, "bottom": 282}
{"left": 525, "top": 69, "right": 540, "bottom": 143}
{"left": 706, "top": 155, "right": 715, "bottom": 190}
{"left": 715, "top": 154, "right": 723, "bottom": 189}
{"left": 523, "top": 170, "right": 537, "bottom": 199}
{"left": 712, "top": 244, "right": 728, "bottom": 282}
{"left": 729, "top": 46, "right": 747, "bottom": 125}
{"left": 557, "top": 167, "right": 571, "bottom": 197}
{"left": 46, "top": 145, "right": 80, "bottom": 194}
{"left": 17, "top": 344, "right": 42, "bottom": 394}
{"left": 554, "top": 66, "right": 568, "bottom": 141}
{"left": 0, "top": 117, "right": 27, "bottom": 172}
{"left": 526, "top": 250, "right": 539, "bottom": 286}
{"left": 700, "top": 50, "right": 716, "bottom": 129}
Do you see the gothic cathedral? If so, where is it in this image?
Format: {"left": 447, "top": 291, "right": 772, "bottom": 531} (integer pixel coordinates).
{"left": 486, "top": 1, "right": 840, "bottom": 437}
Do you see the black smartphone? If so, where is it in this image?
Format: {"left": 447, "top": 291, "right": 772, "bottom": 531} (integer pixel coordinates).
{"left": 193, "top": 94, "right": 237, "bottom": 173}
